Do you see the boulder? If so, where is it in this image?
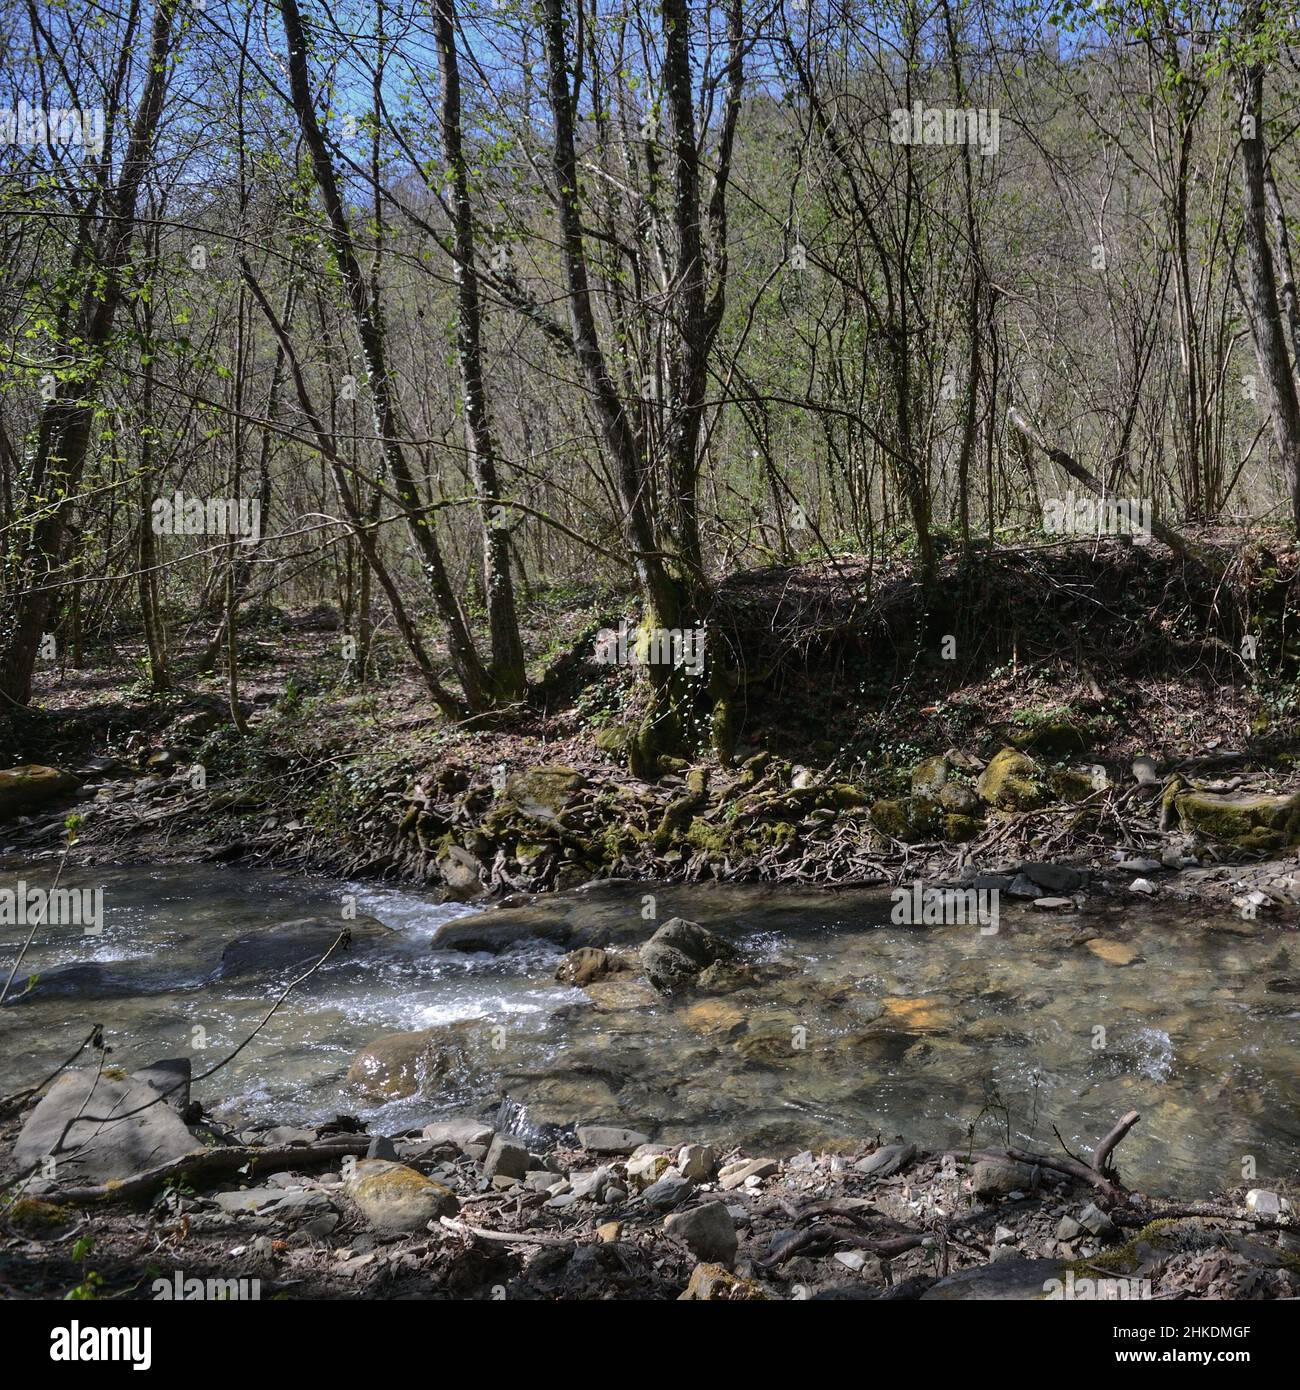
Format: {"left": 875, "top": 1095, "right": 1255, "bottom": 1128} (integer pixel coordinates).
{"left": 0, "top": 765, "right": 81, "bottom": 820}
{"left": 664, "top": 1202, "right": 737, "bottom": 1266}
{"left": 976, "top": 748, "right": 1050, "bottom": 812}
{"left": 14, "top": 1067, "right": 199, "bottom": 1187}
{"left": 482, "top": 1133, "right": 531, "bottom": 1181}
{"left": 1009, "top": 720, "right": 1089, "bottom": 757}
{"left": 1173, "top": 790, "right": 1300, "bottom": 851}
{"left": 498, "top": 766, "right": 586, "bottom": 823}
{"left": 640, "top": 917, "right": 738, "bottom": 994}
{"left": 346, "top": 1159, "right": 458, "bottom": 1232}
{"left": 1019, "top": 862, "right": 1083, "bottom": 893}
{"left": 910, "top": 755, "right": 951, "bottom": 800}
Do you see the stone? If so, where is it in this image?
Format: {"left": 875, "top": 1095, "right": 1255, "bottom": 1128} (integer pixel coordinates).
{"left": 1086, "top": 938, "right": 1137, "bottom": 967}
{"left": 420, "top": 1118, "right": 494, "bottom": 1150}
{"left": 878, "top": 997, "right": 955, "bottom": 1032}
{"left": 1056, "top": 1215, "right": 1083, "bottom": 1240}
{"left": 1006, "top": 874, "right": 1044, "bottom": 899}
{"left": 0, "top": 765, "right": 81, "bottom": 820}
{"left": 1031, "top": 896, "right": 1075, "bottom": 911}
{"left": 526, "top": 1170, "right": 566, "bottom": 1193}
{"left": 556, "top": 947, "right": 624, "bottom": 987}
{"left": 994, "top": 1225, "right": 1017, "bottom": 1245}
{"left": 677, "top": 1143, "right": 716, "bottom": 1182}
{"left": 640, "top": 917, "right": 738, "bottom": 994}
{"left": 596, "top": 1221, "right": 623, "bottom": 1243}
{"left": 1078, "top": 1202, "right": 1117, "bottom": 1238}
{"left": 970, "top": 1158, "right": 1037, "bottom": 1199}
{"left": 664, "top": 1202, "right": 738, "bottom": 1266}
{"left": 679, "top": 1262, "right": 767, "bottom": 1300}
{"left": 1131, "top": 756, "right": 1161, "bottom": 786}
{"left": 347, "top": 1159, "right": 457, "bottom": 1233}
{"left": 436, "top": 845, "right": 484, "bottom": 897}
{"left": 14, "top": 1068, "right": 199, "bottom": 1187}
{"left": 1010, "top": 721, "right": 1089, "bottom": 757}
{"left": 627, "top": 1151, "right": 670, "bottom": 1189}
{"left": 976, "top": 748, "right": 1050, "bottom": 812}
{"left": 576, "top": 1124, "right": 648, "bottom": 1155}
{"left": 855, "top": 1143, "right": 917, "bottom": 1178}
{"left": 1129, "top": 877, "right": 1157, "bottom": 896}
{"left": 641, "top": 1169, "right": 693, "bottom": 1210}
{"left": 1245, "top": 1189, "right": 1291, "bottom": 1217}
{"left": 1019, "top": 862, "right": 1083, "bottom": 893}
{"left": 483, "top": 1134, "right": 531, "bottom": 1181}
{"left": 366, "top": 1136, "right": 399, "bottom": 1161}
{"left": 1116, "top": 856, "right": 1161, "bottom": 873}
{"left": 910, "top": 755, "right": 951, "bottom": 800}
{"left": 921, "top": 1257, "right": 1065, "bottom": 1300}
{"left": 718, "top": 1157, "right": 779, "bottom": 1191}
{"left": 128, "top": 1058, "right": 191, "bottom": 1112}
{"left": 499, "top": 766, "right": 587, "bottom": 823}
{"left": 214, "top": 1187, "right": 291, "bottom": 1215}
{"left": 567, "top": 1167, "right": 611, "bottom": 1202}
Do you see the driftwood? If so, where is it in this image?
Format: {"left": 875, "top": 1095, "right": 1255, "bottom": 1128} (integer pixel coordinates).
{"left": 42, "top": 1137, "right": 373, "bottom": 1206}
{"left": 1000, "top": 1108, "right": 1142, "bottom": 1205}
{"left": 439, "top": 1216, "right": 575, "bottom": 1247}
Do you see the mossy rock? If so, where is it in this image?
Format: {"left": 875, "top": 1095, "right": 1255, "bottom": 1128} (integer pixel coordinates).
{"left": 7, "top": 1198, "right": 75, "bottom": 1233}
{"left": 870, "top": 795, "right": 941, "bottom": 843}
{"left": 685, "top": 818, "right": 729, "bottom": 855}
{"left": 938, "top": 782, "right": 981, "bottom": 814}
{"left": 1174, "top": 790, "right": 1300, "bottom": 850}
{"left": 823, "top": 783, "right": 870, "bottom": 810}
{"left": 347, "top": 1159, "right": 458, "bottom": 1232}
{"left": 910, "top": 754, "right": 951, "bottom": 800}
{"left": 1010, "top": 720, "right": 1090, "bottom": 757}
{"left": 944, "top": 813, "right": 983, "bottom": 842}
{"left": 500, "top": 765, "right": 586, "bottom": 822}
{"left": 0, "top": 765, "right": 81, "bottom": 820}
{"left": 593, "top": 725, "right": 634, "bottom": 756}
{"left": 1050, "top": 767, "right": 1103, "bottom": 801}
{"left": 976, "top": 748, "right": 1050, "bottom": 811}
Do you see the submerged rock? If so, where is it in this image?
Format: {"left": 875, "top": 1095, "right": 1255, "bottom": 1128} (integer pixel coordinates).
{"left": 640, "top": 917, "right": 738, "bottom": 994}
{"left": 217, "top": 915, "right": 393, "bottom": 980}
{"left": 345, "top": 1024, "right": 478, "bottom": 1103}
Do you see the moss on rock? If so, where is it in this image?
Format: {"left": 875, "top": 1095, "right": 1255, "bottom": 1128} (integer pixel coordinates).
{"left": 1174, "top": 790, "right": 1300, "bottom": 849}
{"left": 976, "top": 747, "right": 1050, "bottom": 811}
{"left": 870, "top": 795, "right": 941, "bottom": 842}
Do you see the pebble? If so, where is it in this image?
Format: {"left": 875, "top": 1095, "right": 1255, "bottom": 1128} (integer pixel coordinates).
{"left": 718, "top": 1157, "right": 779, "bottom": 1191}
{"left": 1129, "top": 877, "right": 1157, "bottom": 895}
{"left": 1056, "top": 1215, "right": 1083, "bottom": 1240}
{"left": 677, "top": 1143, "right": 716, "bottom": 1182}
{"left": 642, "top": 1169, "right": 694, "bottom": 1210}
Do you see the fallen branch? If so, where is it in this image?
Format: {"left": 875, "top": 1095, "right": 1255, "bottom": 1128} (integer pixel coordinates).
{"left": 46, "top": 1137, "right": 373, "bottom": 1206}
{"left": 439, "top": 1216, "right": 575, "bottom": 1247}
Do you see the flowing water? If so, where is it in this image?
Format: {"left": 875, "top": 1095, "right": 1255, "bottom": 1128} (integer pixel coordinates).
{"left": 2, "top": 858, "right": 1298, "bottom": 1196}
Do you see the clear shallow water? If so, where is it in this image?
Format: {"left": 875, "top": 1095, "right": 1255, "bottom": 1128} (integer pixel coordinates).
{"left": 1, "top": 859, "right": 1298, "bottom": 1197}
